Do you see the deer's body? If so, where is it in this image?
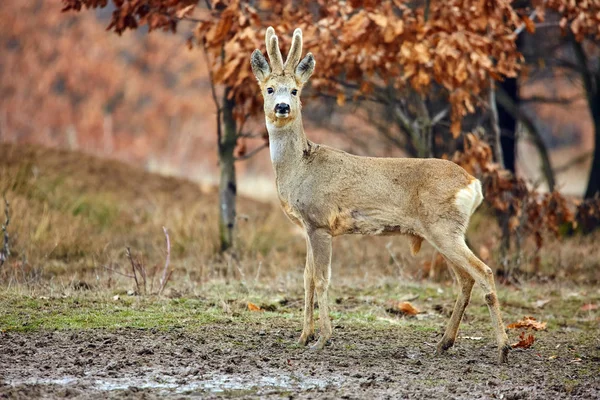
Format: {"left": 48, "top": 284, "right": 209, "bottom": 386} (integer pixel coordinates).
{"left": 251, "top": 27, "right": 510, "bottom": 363}
{"left": 272, "top": 130, "right": 476, "bottom": 239}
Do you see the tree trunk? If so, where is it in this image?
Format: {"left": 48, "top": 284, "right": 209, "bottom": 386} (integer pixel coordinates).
{"left": 571, "top": 38, "right": 600, "bottom": 199}
{"left": 498, "top": 76, "right": 518, "bottom": 174}
{"left": 584, "top": 84, "right": 600, "bottom": 199}
{"left": 489, "top": 81, "right": 505, "bottom": 168}
{"left": 495, "top": 88, "right": 556, "bottom": 191}
{"left": 218, "top": 87, "right": 237, "bottom": 252}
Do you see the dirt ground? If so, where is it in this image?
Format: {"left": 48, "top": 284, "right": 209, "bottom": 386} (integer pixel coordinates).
{"left": 1, "top": 315, "right": 599, "bottom": 399}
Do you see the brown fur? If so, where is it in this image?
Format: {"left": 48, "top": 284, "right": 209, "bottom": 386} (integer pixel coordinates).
{"left": 250, "top": 27, "right": 510, "bottom": 363}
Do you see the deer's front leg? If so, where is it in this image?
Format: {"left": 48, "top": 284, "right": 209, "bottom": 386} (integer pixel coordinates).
{"left": 298, "top": 236, "right": 315, "bottom": 345}
{"left": 307, "top": 229, "right": 333, "bottom": 350}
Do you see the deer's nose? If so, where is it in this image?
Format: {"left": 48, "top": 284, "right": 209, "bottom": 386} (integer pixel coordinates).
{"left": 275, "top": 103, "right": 290, "bottom": 114}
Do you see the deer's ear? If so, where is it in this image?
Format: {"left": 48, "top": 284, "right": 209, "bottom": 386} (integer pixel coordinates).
{"left": 295, "top": 52, "right": 315, "bottom": 84}
{"left": 251, "top": 49, "right": 270, "bottom": 82}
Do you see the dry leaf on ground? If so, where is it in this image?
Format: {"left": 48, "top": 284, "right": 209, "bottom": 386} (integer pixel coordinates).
{"left": 580, "top": 303, "right": 598, "bottom": 312}
{"left": 512, "top": 331, "right": 535, "bottom": 349}
{"left": 507, "top": 316, "right": 547, "bottom": 331}
{"left": 386, "top": 301, "right": 419, "bottom": 316}
{"left": 247, "top": 302, "right": 262, "bottom": 312}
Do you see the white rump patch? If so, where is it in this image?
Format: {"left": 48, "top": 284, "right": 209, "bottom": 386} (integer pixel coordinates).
{"left": 455, "top": 179, "right": 483, "bottom": 217}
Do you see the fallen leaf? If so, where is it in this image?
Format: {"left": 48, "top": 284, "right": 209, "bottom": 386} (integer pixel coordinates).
{"left": 247, "top": 302, "right": 262, "bottom": 312}
{"left": 511, "top": 331, "right": 535, "bottom": 349}
{"left": 548, "top": 355, "right": 558, "bottom": 360}
{"left": 507, "top": 316, "right": 547, "bottom": 331}
{"left": 580, "top": 303, "right": 598, "bottom": 312}
{"left": 386, "top": 301, "right": 419, "bottom": 316}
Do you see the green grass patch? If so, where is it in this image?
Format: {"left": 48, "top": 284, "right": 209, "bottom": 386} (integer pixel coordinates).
{"left": 0, "top": 294, "right": 227, "bottom": 332}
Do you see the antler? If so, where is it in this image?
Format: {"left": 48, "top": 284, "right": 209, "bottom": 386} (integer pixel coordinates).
{"left": 284, "top": 28, "right": 303, "bottom": 73}
{"left": 265, "top": 27, "right": 284, "bottom": 74}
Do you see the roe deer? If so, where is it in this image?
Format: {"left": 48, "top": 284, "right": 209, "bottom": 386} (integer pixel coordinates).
{"left": 250, "top": 27, "right": 511, "bottom": 363}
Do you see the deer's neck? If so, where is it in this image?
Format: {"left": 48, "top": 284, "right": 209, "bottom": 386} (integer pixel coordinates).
{"left": 266, "top": 117, "right": 310, "bottom": 171}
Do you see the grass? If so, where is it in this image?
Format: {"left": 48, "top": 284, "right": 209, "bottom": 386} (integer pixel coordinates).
{"left": 1, "top": 279, "right": 598, "bottom": 345}
{"left": 0, "top": 142, "right": 598, "bottom": 345}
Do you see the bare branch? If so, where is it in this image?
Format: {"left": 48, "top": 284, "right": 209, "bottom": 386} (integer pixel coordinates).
{"left": 237, "top": 132, "right": 265, "bottom": 139}
{"left": 549, "top": 58, "right": 590, "bottom": 75}
{"left": 554, "top": 151, "right": 594, "bottom": 175}
{"left": 521, "top": 94, "right": 584, "bottom": 105}
{"left": 158, "top": 226, "right": 171, "bottom": 295}
{"left": 0, "top": 196, "right": 10, "bottom": 268}
{"left": 126, "top": 247, "right": 141, "bottom": 294}
{"left": 514, "top": 9, "right": 537, "bottom": 36}
{"left": 102, "top": 264, "right": 135, "bottom": 279}
{"left": 488, "top": 79, "right": 505, "bottom": 168}
{"left": 235, "top": 143, "right": 269, "bottom": 161}
{"left": 431, "top": 107, "right": 449, "bottom": 127}
{"left": 200, "top": 38, "right": 223, "bottom": 147}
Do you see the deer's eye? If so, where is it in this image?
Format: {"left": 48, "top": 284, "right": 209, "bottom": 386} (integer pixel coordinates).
{"left": 291, "top": 89, "right": 298, "bottom": 96}
{"left": 267, "top": 87, "right": 274, "bottom": 94}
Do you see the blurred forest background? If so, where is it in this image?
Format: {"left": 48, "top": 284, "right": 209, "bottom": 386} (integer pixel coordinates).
{"left": 1, "top": 0, "right": 599, "bottom": 290}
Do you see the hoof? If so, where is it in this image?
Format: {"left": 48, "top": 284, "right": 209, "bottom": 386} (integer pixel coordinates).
{"left": 498, "top": 344, "right": 510, "bottom": 364}
{"left": 309, "top": 337, "right": 329, "bottom": 351}
{"left": 435, "top": 338, "right": 455, "bottom": 355}
{"left": 298, "top": 332, "right": 314, "bottom": 346}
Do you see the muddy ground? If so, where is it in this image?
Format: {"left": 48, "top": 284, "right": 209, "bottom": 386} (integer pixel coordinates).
{"left": 1, "top": 317, "right": 599, "bottom": 399}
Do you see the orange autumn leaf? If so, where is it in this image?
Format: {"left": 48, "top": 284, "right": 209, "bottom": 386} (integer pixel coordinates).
{"left": 507, "top": 316, "right": 547, "bottom": 331}
{"left": 247, "top": 302, "right": 262, "bottom": 312}
{"left": 387, "top": 301, "right": 419, "bottom": 316}
{"left": 521, "top": 15, "right": 536, "bottom": 34}
{"left": 511, "top": 331, "right": 535, "bottom": 349}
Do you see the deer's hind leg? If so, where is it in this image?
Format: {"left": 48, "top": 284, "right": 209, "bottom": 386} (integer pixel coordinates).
{"left": 307, "top": 228, "right": 333, "bottom": 350}
{"left": 436, "top": 262, "right": 474, "bottom": 354}
{"left": 298, "top": 234, "right": 316, "bottom": 346}
{"left": 433, "top": 235, "right": 510, "bottom": 363}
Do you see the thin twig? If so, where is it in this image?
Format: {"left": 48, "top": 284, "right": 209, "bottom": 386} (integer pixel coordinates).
{"left": 385, "top": 242, "right": 406, "bottom": 280}
{"left": 254, "top": 261, "right": 262, "bottom": 286}
{"left": 200, "top": 38, "right": 223, "bottom": 147}
{"left": 149, "top": 263, "right": 158, "bottom": 294}
{"left": 431, "top": 107, "right": 449, "bottom": 127}
{"left": 235, "top": 143, "right": 269, "bottom": 161}
{"left": 554, "top": 151, "right": 594, "bottom": 175}
{"left": 0, "top": 196, "right": 10, "bottom": 268}
{"left": 139, "top": 254, "right": 147, "bottom": 294}
{"left": 160, "top": 11, "right": 207, "bottom": 24}
{"left": 238, "top": 132, "right": 265, "bottom": 139}
{"left": 489, "top": 78, "right": 505, "bottom": 168}
{"left": 159, "top": 227, "right": 171, "bottom": 295}
{"left": 102, "top": 264, "right": 135, "bottom": 279}
{"left": 126, "top": 247, "right": 141, "bottom": 294}
{"left": 514, "top": 9, "right": 538, "bottom": 36}
{"left": 521, "top": 94, "right": 583, "bottom": 105}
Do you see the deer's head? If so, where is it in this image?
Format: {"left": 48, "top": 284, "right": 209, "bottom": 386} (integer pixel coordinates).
{"left": 251, "top": 27, "right": 315, "bottom": 128}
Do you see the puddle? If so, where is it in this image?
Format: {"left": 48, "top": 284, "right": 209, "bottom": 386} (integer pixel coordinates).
{"left": 7, "top": 371, "right": 343, "bottom": 394}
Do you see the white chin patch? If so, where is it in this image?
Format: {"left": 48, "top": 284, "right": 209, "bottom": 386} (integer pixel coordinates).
{"left": 275, "top": 112, "right": 290, "bottom": 119}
